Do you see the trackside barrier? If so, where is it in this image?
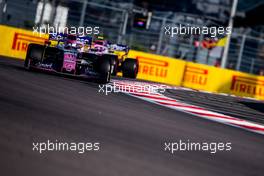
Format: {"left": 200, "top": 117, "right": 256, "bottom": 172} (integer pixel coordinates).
{"left": 0, "top": 25, "right": 48, "bottom": 59}
{"left": 127, "top": 50, "right": 186, "bottom": 86}
{"left": 0, "top": 25, "right": 264, "bottom": 100}
{"left": 181, "top": 62, "right": 264, "bottom": 100}
{"left": 125, "top": 50, "right": 264, "bottom": 100}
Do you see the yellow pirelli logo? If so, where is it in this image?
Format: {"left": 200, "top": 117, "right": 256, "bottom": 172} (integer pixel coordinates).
{"left": 12, "top": 32, "right": 46, "bottom": 52}
{"left": 136, "top": 56, "right": 168, "bottom": 78}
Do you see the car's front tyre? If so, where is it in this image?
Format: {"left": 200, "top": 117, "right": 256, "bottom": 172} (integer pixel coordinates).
{"left": 24, "top": 43, "right": 45, "bottom": 70}
{"left": 122, "top": 58, "right": 138, "bottom": 79}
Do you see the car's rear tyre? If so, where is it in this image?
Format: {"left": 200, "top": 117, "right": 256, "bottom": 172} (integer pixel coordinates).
{"left": 100, "top": 70, "right": 111, "bottom": 84}
{"left": 122, "top": 58, "right": 138, "bottom": 79}
{"left": 102, "top": 54, "right": 118, "bottom": 76}
{"left": 96, "top": 58, "right": 111, "bottom": 84}
{"left": 24, "top": 43, "right": 45, "bottom": 70}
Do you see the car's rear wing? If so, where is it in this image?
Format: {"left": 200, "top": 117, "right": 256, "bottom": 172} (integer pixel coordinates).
{"left": 110, "top": 44, "right": 130, "bottom": 53}
{"left": 49, "top": 33, "right": 67, "bottom": 40}
{"left": 77, "top": 36, "right": 92, "bottom": 46}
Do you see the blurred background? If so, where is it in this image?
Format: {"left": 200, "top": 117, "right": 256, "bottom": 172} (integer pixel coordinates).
{"left": 0, "top": 0, "right": 264, "bottom": 75}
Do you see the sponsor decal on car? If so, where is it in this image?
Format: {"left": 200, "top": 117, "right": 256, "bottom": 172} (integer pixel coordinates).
{"left": 39, "top": 63, "right": 53, "bottom": 69}
{"left": 63, "top": 52, "right": 77, "bottom": 72}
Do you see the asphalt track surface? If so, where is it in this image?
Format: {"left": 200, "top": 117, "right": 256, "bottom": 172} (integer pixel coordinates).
{"left": 0, "top": 57, "right": 263, "bottom": 176}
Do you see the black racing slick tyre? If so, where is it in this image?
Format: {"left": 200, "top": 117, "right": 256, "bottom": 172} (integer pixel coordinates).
{"left": 102, "top": 54, "right": 118, "bottom": 76}
{"left": 24, "top": 43, "right": 45, "bottom": 70}
{"left": 96, "top": 58, "right": 111, "bottom": 84}
{"left": 100, "top": 70, "right": 111, "bottom": 84}
{"left": 122, "top": 58, "right": 138, "bottom": 79}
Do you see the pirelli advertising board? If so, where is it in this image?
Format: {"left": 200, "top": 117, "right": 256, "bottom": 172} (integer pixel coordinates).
{"left": 182, "top": 63, "right": 210, "bottom": 90}
{"left": 181, "top": 62, "right": 264, "bottom": 100}
{"left": 128, "top": 51, "right": 264, "bottom": 100}
{"left": 0, "top": 25, "right": 48, "bottom": 59}
{"left": 128, "top": 50, "right": 186, "bottom": 86}
{"left": 226, "top": 72, "right": 264, "bottom": 100}
{"left": 181, "top": 62, "right": 227, "bottom": 93}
